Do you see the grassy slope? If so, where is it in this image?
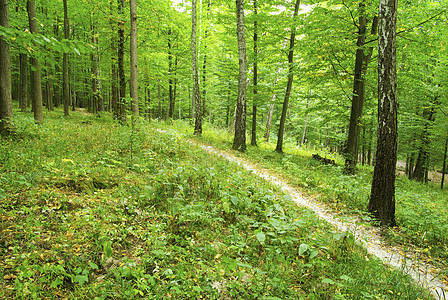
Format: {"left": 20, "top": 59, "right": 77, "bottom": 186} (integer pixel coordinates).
{"left": 0, "top": 111, "right": 433, "bottom": 299}
{"left": 193, "top": 123, "right": 448, "bottom": 283}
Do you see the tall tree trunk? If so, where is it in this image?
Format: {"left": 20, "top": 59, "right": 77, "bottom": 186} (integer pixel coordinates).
{"left": 264, "top": 103, "right": 274, "bottom": 142}
{"left": 63, "top": 0, "right": 70, "bottom": 116}
{"left": 27, "top": 0, "right": 43, "bottom": 123}
{"left": 110, "top": 0, "right": 119, "bottom": 119}
{"left": 345, "top": 2, "right": 378, "bottom": 173}
{"left": 19, "top": 53, "right": 28, "bottom": 112}
{"left": 368, "top": 0, "right": 398, "bottom": 227}
{"left": 45, "top": 65, "right": 53, "bottom": 111}
{"left": 168, "top": 30, "right": 174, "bottom": 119}
{"left": 275, "top": 0, "right": 300, "bottom": 153}
{"left": 91, "top": 20, "right": 100, "bottom": 114}
{"left": 202, "top": 0, "right": 211, "bottom": 117}
{"left": 251, "top": 0, "right": 258, "bottom": 147}
{"left": 130, "top": 0, "right": 138, "bottom": 115}
{"left": 232, "top": 0, "right": 247, "bottom": 151}
{"left": 441, "top": 138, "right": 448, "bottom": 189}
{"left": 118, "top": 0, "right": 126, "bottom": 123}
{"left": 53, "top": 18, "right": 61, "bottom": 109}
{"left": 0, "top": 0, "right": 13, "bottom": 135}
{"left": 158, "top": 79, "right": 162, "bottom": 119}
{"left": 301, "top": 99, "right": 309, "bottom": 145}
{"left": 191, "top": 0, "right": 202, "bottom": 135}
{"left": 412, "top": 104, "right": 436, "bottom": 182}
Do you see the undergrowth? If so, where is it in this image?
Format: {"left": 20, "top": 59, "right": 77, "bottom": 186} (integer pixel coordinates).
{"left": 180, "top": 121, "right": 448, "bottom": 287}
{"left": 0, "top": 111, "right": 433, "bottom": 299}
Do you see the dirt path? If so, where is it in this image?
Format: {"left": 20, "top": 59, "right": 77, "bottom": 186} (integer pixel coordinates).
{"left": 192, "top": 141, "right": 447, "bottom": 299}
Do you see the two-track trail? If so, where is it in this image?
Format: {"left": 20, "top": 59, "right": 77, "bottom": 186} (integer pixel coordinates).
{"left": 191, "top": 140, "right": 447, "bottom": 299}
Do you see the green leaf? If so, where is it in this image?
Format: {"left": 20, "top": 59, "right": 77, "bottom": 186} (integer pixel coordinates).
{"left": 74, "top": 275, "right": 89, "bottom": 285}
{"left": 89, "top": 262, "right": 99, "bottom": 270}
{"left": 256, "top": 231, "right": 266, "bottom": 243}
{"left": 50, "top": 278, "right": 63, "bottom": 288}
{"left": 230, "top": 196, "right": 239, "bottom": 206}
{"left": 322, "top": 278, "right": 336, "bottom": 285}
{"left": 298, "top": 243, "right": 310, "bottom": 255}
{"left": 193, "top": 286, "right": 202, "bottom": 292}
{"left": 103, "top": 241, "right": 112, "bottom": 258}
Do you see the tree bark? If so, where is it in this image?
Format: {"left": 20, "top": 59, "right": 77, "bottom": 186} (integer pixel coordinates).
{"left": 157, "top": 79, "right": 162, "bottom": 119}
{"left": 251, "top": 0, "right": 258, "bottom": 147}
{"left": 118, "top": 0, "right": 126, "bottom": 123}
{"left": 0, "top": 0, "right": 13, "bottom": 135}
{"left": 232, "top": 0, "right": 247, "bottom": 151}
{"left": 130, "top": 0, "right": 138, "bottom": 115}
{"left": 63, "top": 0, "right": 70, "bottom": 116}
{"left": 27, "top": 0, "right": 43, "bottom": 123}
{"left": 19, "top": 53, "right": 28, "bottom": 112}
{"left": 202, "top": 0, "right": 211, "bottom": 117}
{"left": 45, "top": 65, "right": 53, "bottom": 111}
{"left": 110, "top": 0, "right": 119, "bottom": 119}
{"left": 368, "top": 0, "right": 398, "bottom": 227}
{"left": 412, "top": 104, "right": 436, "bottom": 182}
{"left": 275, "top": 0, "right": 301, "bottom": 153}
{"left": 441, "top": 138, "right": 448, "bottom": 189}
{"left": 168, "top": 30, "right": 174, "bottom": 119}
{"left": 264, "top": 102, "right": 274, "bottom": 142}
{"left": 345, "top": 2, "right": 378, "bottom": 173}
{"left": 191, "top": 0, "right": 202, "bottom": 135}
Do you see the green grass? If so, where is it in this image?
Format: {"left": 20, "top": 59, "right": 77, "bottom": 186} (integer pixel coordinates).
{"left": 0, "top": 111, "right": 434, "bottom": 299}
{"left": 188, "top": 122, "right": 448, "bottom": 282}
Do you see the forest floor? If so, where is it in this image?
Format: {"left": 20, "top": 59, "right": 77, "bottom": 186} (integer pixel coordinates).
{"left": 396, "top": 160, "right": 448, "bottom": 186}
{"left": 187, "top": 139, "right": 448, "bottom": 299}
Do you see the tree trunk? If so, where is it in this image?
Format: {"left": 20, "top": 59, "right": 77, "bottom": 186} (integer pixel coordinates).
{"left": 91, "top": 21, "right": 100, "bottom": 114}
{"left": 62, "top": 0, "right": 70, "bottom": 116}
{"left": 130, "top": 0, "right": 138, "bottom": 115}
{"left": 0, "top": 0, "right": 13, "bottom": 135}
{"left": 118, "top": 0, "right": 126, "bottom": 123}
{"left": 251, "top": 0, "right": 258, "bottom": 147}
{"left": 191, "top": 0, "right": 202, "bottom": 135}
{"left": 19, "top": 53, "right": 28, "bottom": 112}
{"left": 202, "top": 0, "right": 210, "bottom": 117}
{"left": 168, "top": 30, "right": 174, "bottom": 119}
{"left": 27, "top": 0, "right": 43, "bottom": 123}
{"left": 275, "top": 0, "right": 301, "bottom": 153}
{"left": 441, "top": 138, "right": 448, "bottom": 189}
{"left": 345, "top": 2, "right": 378, "bottom": 173}
{"left": 45, "top": 65, "right": 53, "bottom": 111}
{"left": 232, "top": 0, "right": 247, "bottom": 151}
{"left": 110, "top": 0, "right": 119, "bottom": 119}
{"left": 264, "top": 102, "right": 274, "bottom": 142}
{"left": 368, "top": 0, "right": 398, "bottom": 227}
{"left": 412, "top": 104, "right": 436, "bottom": 182}
{"left": 157, "top": 79, "right": 162, "bottom": 119}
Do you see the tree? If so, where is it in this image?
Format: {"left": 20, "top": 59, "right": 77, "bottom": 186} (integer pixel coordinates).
{"left": 63, "top": 0, "right": 70, "bottom": 116}
{"left": 118, "top": 0, "right": 127, "bottom": 124}
{"left": 191, "top": 0, "right": 202, "bottom": 135}
{"left": 0, "top": 0, "right": 13, "bottom": 135}
{"left": 130, "top": 0, "right": 138, "bottom": 115}
{"left": 232, "top": 0, "right": 247, "bottom": 152}
{"left": 368, "top": 0, "right": 398, "bottom": 227}
{"left": 27, "top": 0, "right": 43, "bottom": 123}
{"left": 345, "top": 2, "right": 378, "bottom": 173}
{"left": 251, "top": 0, "right": 258, "bottom": 147}
{"left": 275, "top": 0, "right": 300, "bottom": 153}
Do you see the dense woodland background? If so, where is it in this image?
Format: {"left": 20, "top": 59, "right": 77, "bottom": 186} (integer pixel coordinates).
{"left": 1, "top": 0, "right": 448, "bottom": 298}
{"left": 1, "top": 0, "right": 447, "bottom": 182}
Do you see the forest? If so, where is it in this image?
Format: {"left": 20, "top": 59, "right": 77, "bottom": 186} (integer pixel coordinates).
{"left": 0, "top": 0, "right": 448, "bottom": 298}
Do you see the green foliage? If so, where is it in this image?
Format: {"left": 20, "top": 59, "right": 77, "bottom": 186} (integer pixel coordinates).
{"left": 0, "top": 112, "right": 433, "bottom": 299}
{"left": 198, "top": 121, "right": 448, "bottom": 286}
